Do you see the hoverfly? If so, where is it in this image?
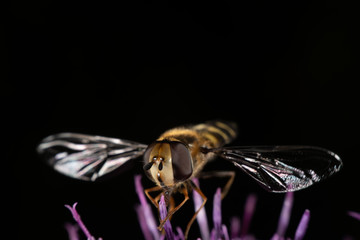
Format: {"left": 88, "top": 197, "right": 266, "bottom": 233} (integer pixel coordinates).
{"left": 37, "top": 120, "right": 342, "bottom": 239}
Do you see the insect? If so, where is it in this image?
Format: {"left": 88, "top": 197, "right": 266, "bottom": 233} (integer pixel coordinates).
{"left": 37, "top": 120, "right": 343, "bottom": 239}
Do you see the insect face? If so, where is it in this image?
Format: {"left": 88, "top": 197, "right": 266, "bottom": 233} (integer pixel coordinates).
{"left": 143, "top": 141, "right": 193, "bottom": 187}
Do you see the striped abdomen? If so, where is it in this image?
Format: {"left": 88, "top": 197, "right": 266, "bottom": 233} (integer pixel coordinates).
{"left": 192, "top": 120, "right": 238, "bottom": 148}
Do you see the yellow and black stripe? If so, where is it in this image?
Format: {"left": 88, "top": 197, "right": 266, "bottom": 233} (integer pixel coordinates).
{"left": 192, "top": 120, "right": 238, "bottom": 147}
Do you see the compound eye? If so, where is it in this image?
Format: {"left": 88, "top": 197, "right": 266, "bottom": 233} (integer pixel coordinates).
{"left": 169, "top": 142, "right": 193, "bottom": 181}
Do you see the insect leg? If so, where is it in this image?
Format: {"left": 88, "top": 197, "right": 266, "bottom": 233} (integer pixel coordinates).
{"left": 198, "top": 171, "right": 235, "bottom": 199}
{"left": 185, "top": 180, "right": 207, "bottom": 240}
{"left": 168, "top": 196, "right": 176, "bottom": 220}
{"left": 144, "top": 185, "right": 163, "bottom": 208}
{"left": 158, "top": 187, "right": 189, "bottom": 231}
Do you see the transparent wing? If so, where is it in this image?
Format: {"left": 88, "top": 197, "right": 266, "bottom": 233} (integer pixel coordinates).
{"left": 205, "top": 146, "right": 343, "bottom": 192}
{"left": 37, "top": 133, "right": 147, "bottom": 181}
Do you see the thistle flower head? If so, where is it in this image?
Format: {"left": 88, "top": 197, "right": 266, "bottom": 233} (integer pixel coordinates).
{"left": 134, "top": 175, "right": 311, "bottom": 240}
{"left": 63, "top": 175, "right": 313, "bottom": 240}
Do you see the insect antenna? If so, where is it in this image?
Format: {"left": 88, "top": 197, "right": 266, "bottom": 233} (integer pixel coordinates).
{"left": 143, "top": 162, "right": 154, "bottom": 171}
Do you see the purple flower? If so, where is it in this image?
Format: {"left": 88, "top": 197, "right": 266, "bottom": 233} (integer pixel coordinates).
{"left": 271, "top": 192, "right": 310, "bottom": 240}
{"left": 159, "top": 195, "right": 180, "bottom": 240}
{"left": 64, "top": 202, "right": 103, "bottom": 240}
{"left": 193, "top": 178, "right": 210, "bottom": 240}
{"left": 134, "top": 175, "right": 184, "bottom": 240}
{"left": 134, "top": 175, "right": 161, "bottom": 240}
{"left": 211, "top": 188, "right": 228, "bottom": 240}
{"left": 272, "top": 192, "right": 294, "bottom": 240}
{"left": 64, "top": 223, "right": 79, "bottom": 240}
{"left": 134, "top": 175, "right": 311, "bottom": 240}
{"left": 240, "top": 193, "right": 257, "bottom": 238}
{"left": 62, "top": 175, "right": 312, "bottom": 240}
{"left": 294, "top": 210, "right": 310, "bottom": 240}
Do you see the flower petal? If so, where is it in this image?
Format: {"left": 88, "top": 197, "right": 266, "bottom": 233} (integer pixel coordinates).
{"left": 230, "top": 216, "right": 241, "bottom": 239}
{"left": 192, "top": 178, "right": 210, "bottom": 240}
{"left": 64, "top": 223, "right": 80, "bottom": 240}
{"left": 273, "top": 192, "right": 294, "bottom": 239}
{"left": 64, "top": 202, "right": 93, "bottom": 239}
{"left": 175, "top": 227, "right": 185, "bottom": 240}
{"left": 135, "top": 204, "right": 153, "bottom": 240}
{"left": 241, "top": 194, "right": 257, "bottom": 237}
{"left": 212, "top": 188, "right": 222, "bottom": 238}
{"left": 348, "top": 211, "right": 360, "bottom": 221}
{"left": 294, "top": 209, "right": 310, "bottom": 240}
{"left": 221, "top": 224, "right": 230, "bottom": 240}
{"left": 159, "top": 195, "right": 174, "bottom": 240}
{"left": 134, "top": 175, "right": 160, "bottom": 240}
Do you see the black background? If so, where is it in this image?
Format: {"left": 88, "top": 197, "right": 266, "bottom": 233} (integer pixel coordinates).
{"left": 7, "top": 0, "right": 359, "bottom": 239}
